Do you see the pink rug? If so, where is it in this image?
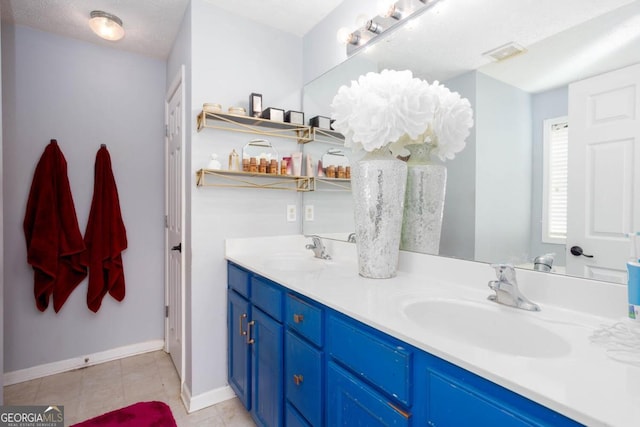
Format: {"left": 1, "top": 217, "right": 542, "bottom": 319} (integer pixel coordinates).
{"left": 71, "top": 401, "right": 177, "bottom": 427}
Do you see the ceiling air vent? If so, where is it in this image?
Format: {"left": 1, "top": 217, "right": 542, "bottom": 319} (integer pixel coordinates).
{"left": 482, "top": 42, "right": 527, "bottom": 62}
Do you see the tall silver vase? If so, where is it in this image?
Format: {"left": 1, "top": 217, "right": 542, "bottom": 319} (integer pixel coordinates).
{"left": 401, "top": 144, "right": 447, "bottom": 255}
{"left": 351, "top": 148, "right": 408, "bottom": 278}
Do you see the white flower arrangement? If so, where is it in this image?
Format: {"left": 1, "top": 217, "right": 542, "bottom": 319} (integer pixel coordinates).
{"left": 330, "top": 69, "right": 474, "bottom": 161}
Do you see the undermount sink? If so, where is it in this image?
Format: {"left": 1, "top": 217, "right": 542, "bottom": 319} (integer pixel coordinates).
{"left": 403, "top": 298, "right": 571, "bottom": 358}
{"left": 265, "top": 252, "right": 327, "bottom": 272}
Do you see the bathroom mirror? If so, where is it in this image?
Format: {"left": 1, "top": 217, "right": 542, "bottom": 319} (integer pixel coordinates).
{"left": 302, "top": 0, "right": 640, "bottom": 283}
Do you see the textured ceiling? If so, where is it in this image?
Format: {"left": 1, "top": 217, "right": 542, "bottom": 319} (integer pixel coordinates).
{"left": 1, "top": 0, "right": 345, "bottom": 59}
{"left": 1, "top": 0, "right": 190, "bottom": 59}
{"left": 202, "top": 0, "right": 345, "bottom": 37}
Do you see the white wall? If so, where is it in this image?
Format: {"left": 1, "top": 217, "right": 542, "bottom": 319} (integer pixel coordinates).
{"left": 2, "top": 25, "right": 166, "bottom": 372}
{"left": 185, "top": 0, "right": 303, "bottom": 397}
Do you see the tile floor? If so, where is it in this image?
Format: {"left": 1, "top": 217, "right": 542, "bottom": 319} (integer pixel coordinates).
{"left": 3, "top": 350, "right": 256, "bottom": 427}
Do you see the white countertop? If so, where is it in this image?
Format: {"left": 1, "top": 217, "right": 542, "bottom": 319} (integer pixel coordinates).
{"left": 225, "top": 235, "right": 640, "bottom": 427}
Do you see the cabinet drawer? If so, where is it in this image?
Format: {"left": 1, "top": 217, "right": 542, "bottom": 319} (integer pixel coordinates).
{"left": 228, "top": 263, "right": 250, "bottom": 298}
{"left": 285, "top": 331, "right": 323, "bottom": 426}
{"left": 251, "top": 276, "right": 283, "bottom": 322}
{"left": 327, "top": 314, "right": 412, "bottom": 406}
{"left": 327, "top": 362, "right": 411, "bottom": 427}
{"left": 286, "top": 294, "right": 323, "bottom": 346}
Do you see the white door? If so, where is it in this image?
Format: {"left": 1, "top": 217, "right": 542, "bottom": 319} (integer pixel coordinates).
{"left": 165, "top": 66, "right": 185, "bottom": 379}
{"left": 566, "top": 63, "right": 640, "bottom": 283}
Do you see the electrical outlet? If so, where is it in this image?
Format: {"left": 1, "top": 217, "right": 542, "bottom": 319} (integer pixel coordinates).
{"left": 304, "top": 205, "right": 314, "bottom": 221}
{"left": 286, "top": 205, "right": 297, "bottom": 222}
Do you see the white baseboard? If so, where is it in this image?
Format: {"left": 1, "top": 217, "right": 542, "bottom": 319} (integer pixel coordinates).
{"left": 3, "top": 340, "right": 165, "bottom": 386}
{"left": 181, "top": 383, "right": 236, "bottom": 413}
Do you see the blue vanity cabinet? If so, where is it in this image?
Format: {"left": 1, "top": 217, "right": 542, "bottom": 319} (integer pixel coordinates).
{"left": 227, "top": 263, "right": 284, "bottom": 427}
{"left": 228, "top": 262, "right": 584, "bottom": 426}
{"left": 284, "top": 294, "right": 325, "bottom": 426}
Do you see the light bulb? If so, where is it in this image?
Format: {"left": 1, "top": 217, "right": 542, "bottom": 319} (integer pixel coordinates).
{"left": 336, "top": 27, "right": 360, "bottom": 45}
{"left": 355, "top": 14, "right": 369, "bottom": 28}
{"left": 336, "top": 27, "right": 352, "bottom": 44}
{"left": 376, "top": 1, "right": 395, "bottom": 17}
{"left": 385, "top": 5, "right": 404, "bottom": 20}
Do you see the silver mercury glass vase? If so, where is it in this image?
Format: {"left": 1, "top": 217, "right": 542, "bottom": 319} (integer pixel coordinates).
{"left": 401, "top": 144, "right": 447, "bottom": 255}
{"left": 351, "top": 148, "right": 408, "bottom": 279}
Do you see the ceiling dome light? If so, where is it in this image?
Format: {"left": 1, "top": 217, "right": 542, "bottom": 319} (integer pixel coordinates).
{"left": 89, "top": 10, "right": 125, "bottom": 41}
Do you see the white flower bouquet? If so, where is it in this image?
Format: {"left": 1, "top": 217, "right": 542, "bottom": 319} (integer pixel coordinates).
{"left": 331, "top": 69, "right": 474, "bottom": 161}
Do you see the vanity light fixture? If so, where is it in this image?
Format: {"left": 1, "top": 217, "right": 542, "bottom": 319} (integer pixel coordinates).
{"left": 89, "top": 10, "right": 125, "bottom": 41}
{"left": 343, "top": 0, "right": 441, "bottom": 55}
{"left": 365, "top": 20, "right": 385, "bottom": 34}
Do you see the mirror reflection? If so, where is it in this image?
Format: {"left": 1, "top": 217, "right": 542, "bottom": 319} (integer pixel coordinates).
{"left": 302, "top": 0, "right": 640, "bottom": 283}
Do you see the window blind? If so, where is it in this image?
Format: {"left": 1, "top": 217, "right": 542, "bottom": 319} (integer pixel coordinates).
{"left": 543, "top": 118, "right": 568, "bottom": 243}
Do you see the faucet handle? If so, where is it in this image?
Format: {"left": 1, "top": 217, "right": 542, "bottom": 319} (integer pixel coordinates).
{"left": 490, "top": 263, "right": 516, "bottom": 282}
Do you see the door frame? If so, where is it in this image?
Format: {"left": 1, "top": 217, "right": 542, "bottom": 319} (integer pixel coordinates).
{"left": 164, "top": 65, "right": 186, "bottom": 382}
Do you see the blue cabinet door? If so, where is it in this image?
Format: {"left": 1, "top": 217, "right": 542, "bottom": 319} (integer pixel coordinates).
{"left": 285, "top": 330, "right": 323, "bottom": 426}
{"left": 424, "top": 355, "right": 583, "bottom": 427}
{"left": 228, "top": 289, "right": 251, "bottom": 409}
{"left": 327, "top": 362, "right": 411, "bottom": 427}
{"left": 286, "top": 403, "right": 311, "bottom": 427}
{"left": 251, "top": 307, "right": 284, "bottom": 427}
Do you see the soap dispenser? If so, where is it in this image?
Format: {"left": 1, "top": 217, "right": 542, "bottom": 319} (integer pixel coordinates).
{"left": 207, "top": 153, "right": 222, "bottom": 170}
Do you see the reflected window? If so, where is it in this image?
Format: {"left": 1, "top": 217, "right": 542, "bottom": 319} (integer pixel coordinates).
{"left": 542, "top": 116, "right": 568, "bottom": 244}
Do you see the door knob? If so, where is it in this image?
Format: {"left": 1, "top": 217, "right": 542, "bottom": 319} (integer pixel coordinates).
{"left": 570, "top": 246, "right": 593, "bottom": 258}
{"left": 171, "top": 243, "right": 182, "bottom": 253}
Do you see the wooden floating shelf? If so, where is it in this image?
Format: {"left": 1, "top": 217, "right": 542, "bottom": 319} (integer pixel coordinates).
{"left": 314, "top": 177, "right": 351, "bottom": 191}
{"left": 196, "top": 169, "right": 315, "bottom": 192}
{"left": 196, "top": 169, "right": 351, "bottom": 192}
{"left": 312, "top": 127, "right": 345, "bottom": 145}
{"left": 196, "top": 111, "right": 312, "bottom": 143}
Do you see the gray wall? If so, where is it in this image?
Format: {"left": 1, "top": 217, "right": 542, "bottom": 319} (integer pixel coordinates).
{"left": 530, "top": 86, "right": 568, "bottom": 265}
{"left": 2, "top": 25, "right": 166, "bottom": 372}
{"left": 439, "top": 71, "right": 477, "bottom": 260}
{"left": 475, "top": 72, "right": 532, "bottom": 264}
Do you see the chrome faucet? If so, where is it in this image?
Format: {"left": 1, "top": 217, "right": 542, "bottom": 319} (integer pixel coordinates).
{"left": 533, "top": 253, "right": 555, "bottom": 272}
{"left": 488, "top": 264, "right": 540, "bottom": 311}
{"left": 306, "top": 235, "right": 331, "bottom": 260}
{"left": 347, "top": 232, "right": 356, "bottom": 243}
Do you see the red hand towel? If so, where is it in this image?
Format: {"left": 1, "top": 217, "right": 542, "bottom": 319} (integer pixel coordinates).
{"left": 23, "top": 140, "right": 87, "bottom": 312}
{"left": 83, "top": 146, "right": 127, "bottom": 312}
